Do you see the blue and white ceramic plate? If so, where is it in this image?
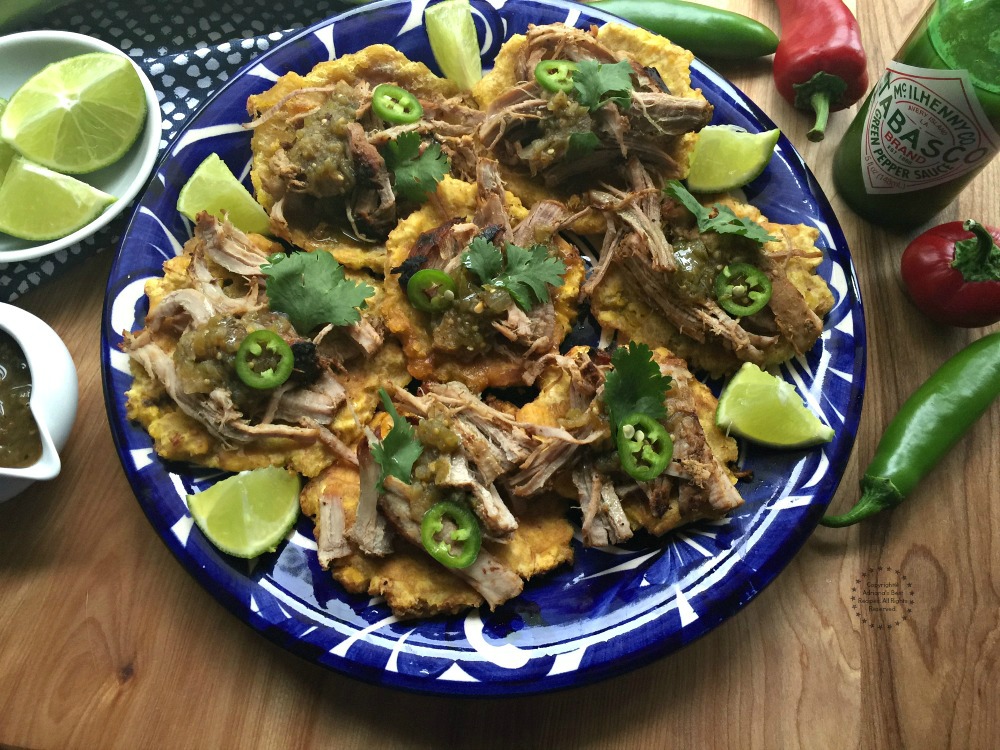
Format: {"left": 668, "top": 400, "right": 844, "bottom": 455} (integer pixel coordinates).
{"left": 102, "top": 0, "right": 866, "bottom": 696}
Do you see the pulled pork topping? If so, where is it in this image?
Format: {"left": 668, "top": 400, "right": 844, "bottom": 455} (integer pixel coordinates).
{"left": 478, "top": 24, "right": 713, "bottom": 186}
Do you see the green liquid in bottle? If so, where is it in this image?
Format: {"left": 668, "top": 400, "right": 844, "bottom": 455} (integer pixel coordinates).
{"left": 833, "top": 0, "right": 1000, "bottom": 228}
{"left": 930, "top": 0, "right": 1000, "bottom": 94}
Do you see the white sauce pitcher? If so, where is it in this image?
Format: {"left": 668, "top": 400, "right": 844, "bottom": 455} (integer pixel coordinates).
{"left": 0, "top": 302, "right": 78, "bottom": 503}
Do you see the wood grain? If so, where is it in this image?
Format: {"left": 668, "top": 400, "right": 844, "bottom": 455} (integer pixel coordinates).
{"left": 2, "top": 1, "right": 999, "bottom": 748}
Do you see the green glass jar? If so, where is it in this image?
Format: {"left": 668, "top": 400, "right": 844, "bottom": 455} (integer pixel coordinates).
{"left": 832, "top": 0, "right": 1000, "bottom": 228}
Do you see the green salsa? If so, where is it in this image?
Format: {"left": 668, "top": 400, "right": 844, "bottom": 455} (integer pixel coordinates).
{"left": 0, "top": 330, "right": 41, "bottom": 469}
{"left": 930, "top": 0, "right": 1000, "bottom": 94}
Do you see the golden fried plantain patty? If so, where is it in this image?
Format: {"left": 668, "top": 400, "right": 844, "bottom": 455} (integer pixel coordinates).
{"left": 591, "top": 199, "right": 834, "bottom": 378}
{"left": 247, "top": 45, "right": 466, "bottom": 272}
{"left": 124, "top": 233, "right": 411, "bottom": 478}
{"left": 299, "top": 461, "right": 574, "bottom": 619}
{"left": 380, "top": 176, "right": 585, "bottom": 391}
{"left": 473, "top": 24, "right": 709, "bottom": 235}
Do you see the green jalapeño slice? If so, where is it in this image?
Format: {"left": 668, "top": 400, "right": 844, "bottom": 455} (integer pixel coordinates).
{"left": 534, "top": 60, "right": 578, "bottom": 93}
{"left": 616, "top": 412, "right": 673, "bottom": 482}
{"left": 371, "top": 83, "right": 424, "bottom": 124}
{"left": 420, "top": 500, "right": 482, "bottom": 568}
{"left": 235, "top": 329, "right": 295, "bottom": 390}
{"left": 407, "top": 268, "right": 458, "bottom": 312}
{"left": 714, "top": 262, "right": 772, "bottom": 317}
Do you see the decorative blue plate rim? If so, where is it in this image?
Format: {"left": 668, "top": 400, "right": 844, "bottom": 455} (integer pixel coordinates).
{"left": 101, "top": 0, "right": 866, "bottom": 697}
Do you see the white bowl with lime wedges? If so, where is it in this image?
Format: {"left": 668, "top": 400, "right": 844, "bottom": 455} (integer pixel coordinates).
{"left": 0, "top": 30, "right": 161, "bottom": 263}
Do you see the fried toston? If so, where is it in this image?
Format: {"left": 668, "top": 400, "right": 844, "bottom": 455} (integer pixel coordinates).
{"left": 248, "top": 45, "right": 483, "bottom": 271}
{"left": 473, "top": 23, "right": 712, "bottom": 235}
{"left": 381, "top": 168, "right": 585, "bottom": 391}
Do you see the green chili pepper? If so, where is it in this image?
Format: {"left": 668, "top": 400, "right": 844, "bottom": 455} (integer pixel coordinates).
{"left": 406, "top": 268, "right": 457, "bottom": 312}
{"left": 587, "top": 0, "right": 779, "bottom": 61}
{"left": 715, "top": 262, "right": 772, "bottom": 317}
{"left": 420, "top": 500, "right": 482, "bottom": 568}
{"left": 821, "top": 331, "right": 1000, "bottom": 527}
{"left": 371, "top": 83, "right": 423, "bottom": 124}
{"left": 534, "top": 60, "right": 578, "bottom": 93}
{"left": 616, "top": 412, "right": 673, "bottom": 481}
{"left": 235, "top": 329, "right": 295, "bottom": 390}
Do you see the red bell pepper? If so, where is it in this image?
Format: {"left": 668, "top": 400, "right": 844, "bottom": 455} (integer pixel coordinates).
{"left": 773, "top": 0, "right": 868, "bottom": 142}
{"left": 900, "top": 220, "right": 1000, "bottom": 328}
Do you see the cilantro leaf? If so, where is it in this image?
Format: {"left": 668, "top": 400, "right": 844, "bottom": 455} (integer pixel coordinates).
{"left": 500, "top": 243, "right": 567, "bottom": 309}
{"left": 371, "top": 389, "right": 424, "bottom": 490}
{"left": 380, "top": 132, "right": 450, "bottom": 203}
{"left": 664, "top": 180, "right": 777, "bottom": 244}
{"left": 463, "top": 236, "right": 504, "bottom": 285}
{"left": 461, "top": 238, "right": 567, "bottom": 311}
{"left": 572, "top": 59, "right": 634, "bottom": 112}
{"left": 708, "top": 204, "right": 777, "bottom": 244}
{"left": 603, "top": 342, "right": 672, "bottom": 432}
{"left": 262, "top": 251, "right": 374, "bottom": 333}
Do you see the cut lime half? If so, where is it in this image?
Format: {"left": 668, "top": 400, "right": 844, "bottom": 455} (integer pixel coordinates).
{"left": 716, "top": 362, "right": 834, "bottom": 448}
{"left": 0, "top": 52, "right": 147, "bottom": 175}
{"left": 176, "top": 153, "right": 271, "bottom": 235}
{"left": 187, "top": 467, "right": 302, "bottom": 558}
{"left": 686, "top": 125, "right": 780, "bottom": 193}
{"left": 0, "top": 156, "right": 115, "bottom": 241}
{"left": 425, "top": 0, "right": 482, "bottom": 91}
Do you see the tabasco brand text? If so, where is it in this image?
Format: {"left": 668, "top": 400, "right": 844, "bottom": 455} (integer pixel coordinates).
{"left": 861, "top": 62, "right": 999, "bottom": 194}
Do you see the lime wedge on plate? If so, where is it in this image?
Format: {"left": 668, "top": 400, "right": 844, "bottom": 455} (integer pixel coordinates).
{"left": 0, "top": 52, "right": 147, "bottom": 175}
{"left": 187, "top": 467, "right": 302, "bottom": 558}
{"left": 425, "top": 0, "right": 482, "bottom": 91}
{"left": 0, "top": 156, "right": 115, "bottom": 241}
{"left": 686, "top": 125, "right": 780, "bottom": 193}
{"left": 0, "top": 98, "right": 14, "bottom": 185}
{"left": 716, "top": 362, "right": 834, "bottom": 448}
{"left": 177, "top": 153, "right": 271, "bottom": 235}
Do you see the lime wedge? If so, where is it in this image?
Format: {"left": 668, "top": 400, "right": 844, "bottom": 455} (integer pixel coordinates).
{"left": 0, "top": 156, "right": 115, "bottom": 240}
{"left": 0, "top": 52, "right": 147, "bottom": 175}
{"left": 187, "top": 467, "right": 302, "bottom": 558}
{"left": 686, "top": 125, "right": 780, "bottom": 193}
{"left": 716, "top": 362, "right": 834, "bottom": 448}
{"left": 425, "top": 0, "right": 482, "bottom": 91}
{"left": 0, "top": 99, "right": 14, "bottom": 185}
{"left": 177, "top": 153, "right": 271, "bottom": 235}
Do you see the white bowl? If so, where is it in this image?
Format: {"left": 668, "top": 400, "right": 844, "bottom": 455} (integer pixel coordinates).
{"left": 0, "top": 30, "right": 162, "bottom": 263}
{"left": 0, "top": 302, "right": 78, "bottom": 503}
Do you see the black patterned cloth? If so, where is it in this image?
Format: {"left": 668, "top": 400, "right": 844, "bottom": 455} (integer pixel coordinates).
{"left": 0, "top": 0, "right": 352, "bottom": 302}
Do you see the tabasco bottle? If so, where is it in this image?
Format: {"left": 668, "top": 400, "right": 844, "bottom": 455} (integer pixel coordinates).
{"left": 832, "top": 0, "right": 1000, "bottom": 228}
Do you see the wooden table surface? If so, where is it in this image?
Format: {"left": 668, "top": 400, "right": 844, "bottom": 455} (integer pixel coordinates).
{"left": 3, "top": 1, "right": 999, "bottom": 747}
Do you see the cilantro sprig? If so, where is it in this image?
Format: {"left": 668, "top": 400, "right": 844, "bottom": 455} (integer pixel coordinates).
{"left": 603, "top": 342, "right": 673, "bottom": 432}
{"left": 461, "top": 236, "right": 567, "bottom": 311}
{"left": 380, "top": 132, "right": 450, "bottom": 203}
{"left": 371, "top": 388, "right": 424, "bottom": 490}
{"left": 664, "top": 180, "right": 776, "bottom": 244}
{"left": 262, "top": 251, "right": 374, "bottom": 334}
{"left": 572, "top": 59, "right": 634, "bottom": 112}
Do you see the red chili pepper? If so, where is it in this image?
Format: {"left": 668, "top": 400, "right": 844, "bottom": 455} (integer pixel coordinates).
{"left": 900, "top": 220, "right": 1000, "bottom": 328}
{"left": 773, "top": 0, "right": 868, "bottom": 142}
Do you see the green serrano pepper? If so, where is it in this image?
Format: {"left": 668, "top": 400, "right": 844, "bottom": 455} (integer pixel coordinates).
{"left": 821, "top": 332, "right": 1000, "bottom": 527}
{"left": 587, "top": 0, "right": 779, "bottom": 61}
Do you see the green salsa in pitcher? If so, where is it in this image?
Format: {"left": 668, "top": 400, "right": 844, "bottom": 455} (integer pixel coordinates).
{"left": 832, "top": 0, "right": 1000, "bottom": 228}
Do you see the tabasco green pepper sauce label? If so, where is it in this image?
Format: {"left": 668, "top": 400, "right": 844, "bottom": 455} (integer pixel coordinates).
{"left": 861, "top": 62, "right": 1000, "bottom": 194}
